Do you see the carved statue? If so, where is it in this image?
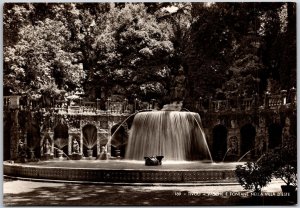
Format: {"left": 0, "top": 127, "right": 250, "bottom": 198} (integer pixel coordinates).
{"left": 18, "top": 139, "right": 27, "bottom": 158}
{"left": 228, "top": 136, "right": 238, "bottom": 155}
{"left": 72, "top": 139, "right": 80, "bottom": 154}
{"left": 44, "top": 138, "right": 51, "bottom": 155}
{"left": 99, "top": 146, "right": 108, "bottom": 160}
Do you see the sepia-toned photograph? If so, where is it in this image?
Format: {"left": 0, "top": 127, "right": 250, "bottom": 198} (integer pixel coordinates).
{"left": 3, "top": 2, "right": 297, "bottom": 206}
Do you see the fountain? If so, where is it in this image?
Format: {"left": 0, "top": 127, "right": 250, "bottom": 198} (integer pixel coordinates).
{"left": 4, "top": 101, "right": 240, "bottom": 183}
{"left": 222, "top": 148, "right": 232, "bottom": 162}
{"left": 4, "top": 105, "right": 241, "bottom": 183}
{"left": 53, "top": 147, "right": 71, "bottom": 160}
{"left": 125, "top": 104, "right": 212, "bottom": 161}
{"left": 54, "top": 138, "right": 68, "bottom": 159}
{"left": 237, "top": 149, "right": 254, "bottom": 162}
{"left": 82, "top": 125, "right": 98, "bottom": 158}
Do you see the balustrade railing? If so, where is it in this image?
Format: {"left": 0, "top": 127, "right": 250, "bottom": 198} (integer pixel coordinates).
{"left": 267, "top": 95, "right": 282, "bottom": 109}
{"left": 4, "top": 88, "right": 296, "bottom": 114}
{"left": 241, "top": 98, "right": 254, "bottom": 111}
{"left": 211, "top": 100, "right": 228, "bottom": 112}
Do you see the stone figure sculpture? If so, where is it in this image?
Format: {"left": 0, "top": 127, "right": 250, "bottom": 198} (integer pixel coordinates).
{"left": 44, "top": 138, "right": 51, "bottom": 155}
{"left": 72, "top": 139, "right": 80, "bottom": 154}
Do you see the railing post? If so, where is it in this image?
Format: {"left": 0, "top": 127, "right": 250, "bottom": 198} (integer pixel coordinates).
{"left": 280, "top": 90, "right": 287, "bottom": 106}
{"left": 107, "top": 97, "right": 111, "bottom": 112}
{"left": 290, "top": 87, "right": 296, "bottom": 108}
{"left": 264, "top": 91, "right": 270, "bottom": 109}
{"left": 125, "top": 98, "right": 128, "bottom": 112}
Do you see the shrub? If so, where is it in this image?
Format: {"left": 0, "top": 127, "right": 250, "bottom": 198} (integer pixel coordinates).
{"left": 273, "top": 165, "right": 297, "bottom": 187}
{"left": 258, "top": 135, "right": 297, "bottom": 187}
{"left": 235, "top": 162, "right": 272, "bottom": 194}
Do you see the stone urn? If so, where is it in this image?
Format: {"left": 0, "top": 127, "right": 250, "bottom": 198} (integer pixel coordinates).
{"left": 115, "top": 150, "right": 121, "bottom": 158}
{"left": 87, "top": 149, "right": 93, "bottom": 157}
{"left": 58, "top": 150, "right": 64, "bottom": 159}
{"left": 29, "top": 150, "right": 35, "bottom": 160}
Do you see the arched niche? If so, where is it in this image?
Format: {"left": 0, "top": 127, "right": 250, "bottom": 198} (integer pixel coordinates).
{"left": 26, "top": 121, "right": 41, "bottom": 157}
{"left": 4, "top": 112, "right": 12, "bottom": 160}
{"left": 268, "top": 123, "right": 283, "bottom": 149}
{"left": 82, "top": 124, "right": 98, "bottom": 157}
{"left": 240, "top": 123, "right": 256, "bottom": 158}
{"left": 80, "top": 120, "right": 104, "bottom": 157}
{"left": 40, "top": 131, "right": 54, "bottom": 157}
{"left": 110, "top": 123, "right": 128, "bottom": 158}
{"left": 212, "top": 124, "right": 228, "bottom": 161}
{"left": 53, "top": 121, "right": 69, "bottom": 157}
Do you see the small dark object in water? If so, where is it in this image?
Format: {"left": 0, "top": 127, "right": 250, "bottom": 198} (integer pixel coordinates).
{"left": 144, "top": 155, "right": 164, "bottom": 166}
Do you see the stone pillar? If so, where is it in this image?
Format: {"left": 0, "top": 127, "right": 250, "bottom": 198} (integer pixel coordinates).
{"left": 97, "top": 132, "right": 101, "bottom": 157}
{"left": 80, "top": 133, "right": 83, "bottom": 156}
{"left": 281, "top": 90, "right": 287, "bottom": 105}
{"left": 107, "top": 121, "right": 114, "bottom": 157}
{"left": 255, "top": 127, "right": 266, "bottom": 156}
{"left": 10, "top": 109, "right": 20, "bottom": 160}
{"left": 282, "top": 117, "right": 290, "bottom": 143}
{"left": 227, "top": 121, "right": 240, "bottom": 160}
{"left": 49, "top": 132, "right": 54, "bottom": 157}
{"left": 68, "top": 135, "right": 72, "bottom": 156}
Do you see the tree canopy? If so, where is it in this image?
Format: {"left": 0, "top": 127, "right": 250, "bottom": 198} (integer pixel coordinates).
{"left": 4, "top": 2, "right": 296, "bottom": 106}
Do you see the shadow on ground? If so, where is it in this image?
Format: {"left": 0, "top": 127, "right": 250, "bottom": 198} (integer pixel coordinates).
{"left": 3, "top": 179, "right": 297, "bottom": 206}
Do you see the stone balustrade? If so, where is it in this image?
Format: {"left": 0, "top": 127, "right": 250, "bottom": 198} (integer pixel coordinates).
{"left": 4, "top": 88, "right": 296, "bottom": 115}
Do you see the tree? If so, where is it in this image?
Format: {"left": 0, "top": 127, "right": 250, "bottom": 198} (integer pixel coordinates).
{"left": 4, "top": 2, "right": 296, "bottom": 106}
{"left": 185, "top": 2, "right": 296, "bottom": 101}
{"left": 185, "top": 3, "right": 238, "bottom": 98}
{"left": 91, "top": 3, "right": 175, "bottom": 101}
{"left": 258, "top": 3, "right": 296, "bottom": 93}
{"left": 4, "top": 4, "right": 84, "bottom": 97}
{"left": 3, "top": 3, "right": 35, "bottom": 47}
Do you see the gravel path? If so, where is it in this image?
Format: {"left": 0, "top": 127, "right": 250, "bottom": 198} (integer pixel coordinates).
{"left": 4, "top": 178, "right": 296, "bottom": 206}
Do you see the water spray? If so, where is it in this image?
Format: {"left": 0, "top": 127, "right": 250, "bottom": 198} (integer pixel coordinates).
{"left": 181, "top": 108, "right": 213, "bottom": 162}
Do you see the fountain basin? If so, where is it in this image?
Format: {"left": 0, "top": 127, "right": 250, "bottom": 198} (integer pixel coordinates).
{"left": 3, "top": 160, "right": 241, "bottom": 183}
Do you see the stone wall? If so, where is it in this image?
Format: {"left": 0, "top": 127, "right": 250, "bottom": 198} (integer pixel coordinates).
{"left": 4, "top": 99, "right": 296, "bottom": 161}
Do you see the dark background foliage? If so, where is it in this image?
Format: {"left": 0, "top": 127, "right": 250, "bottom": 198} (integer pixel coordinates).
{"left": 4, "top": 3, "right": 296, "bottom": 106}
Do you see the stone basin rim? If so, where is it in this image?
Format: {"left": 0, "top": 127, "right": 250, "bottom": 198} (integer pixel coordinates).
{"left": 3, "top": 161, "right": 242, "bottom": 171}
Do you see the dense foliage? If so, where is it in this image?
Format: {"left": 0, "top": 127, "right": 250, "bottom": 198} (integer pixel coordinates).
{"left": 235, "top": 161, "right": 272, "bottom": 194}
{"left": 4, "top": 3, "right": 296, "bottom": 106}
{"left": 236, "top": 135, "right": 297, "bottom": 194}
{"left": 259, "top": 135, "right": 297, "bottom": 187}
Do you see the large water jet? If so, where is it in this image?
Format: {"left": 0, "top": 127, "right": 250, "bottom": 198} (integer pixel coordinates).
{"left": 125, "top": 110, "right": 212, "bottom": 161}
